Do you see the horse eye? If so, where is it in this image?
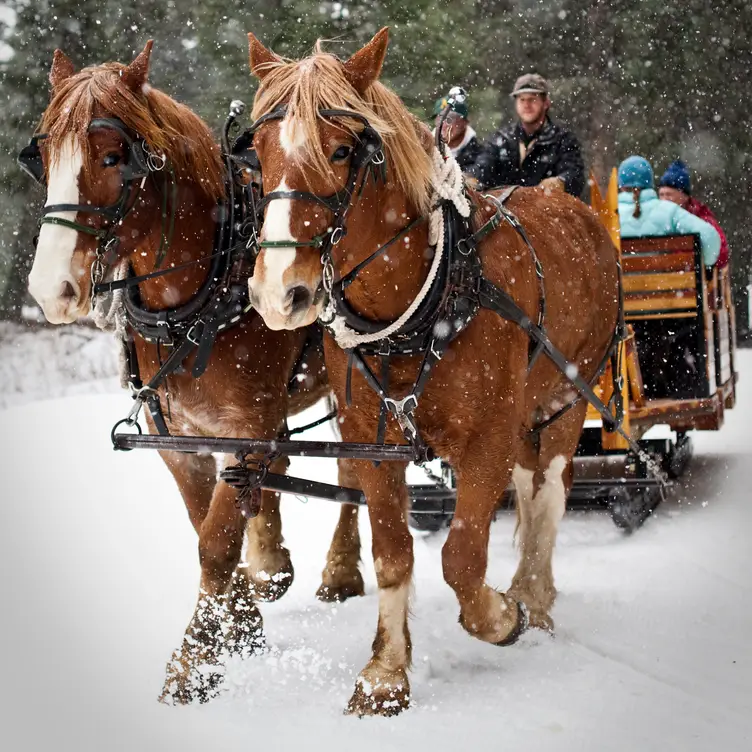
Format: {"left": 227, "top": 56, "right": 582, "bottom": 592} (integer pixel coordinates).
{"left": 331, "top": 145, "right": 352, "bottom": 162}
{"left": 103, "top": 153, "right": 121, "bottom": 168}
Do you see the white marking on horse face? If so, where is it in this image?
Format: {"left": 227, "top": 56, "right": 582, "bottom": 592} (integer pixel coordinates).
{"left": 28, "top": 135, "right": 85, "bottom": 324}
{"left": 279, "top": 116, "right": 307, "bottom": 156}
{"left": 248, "top": 176, "right": 298, "bottom": 325}
{"left": 249, "top": 169, "right": 315, "bottom": 330}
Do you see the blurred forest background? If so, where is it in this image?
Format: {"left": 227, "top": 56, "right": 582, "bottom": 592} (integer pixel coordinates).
{"left": 1, "top": 0, "right": 750, "bottom": 339}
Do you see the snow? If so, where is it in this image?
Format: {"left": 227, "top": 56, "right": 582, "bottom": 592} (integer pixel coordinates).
{"left": 0, "top": 348, "right": 750, "bottom": 750}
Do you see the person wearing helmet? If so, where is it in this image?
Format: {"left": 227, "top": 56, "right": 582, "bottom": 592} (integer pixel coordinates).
{"left": 657, "top": 160, "right": 729, "bottom": 267}
{"left": 617, "top": 156, "right": 720, "bottom": 266}
{"left": 469, "top": 73, "right": 585, "bottom": 196}
{"left": 433, "top": 86, "right": 481, "bottom": 171}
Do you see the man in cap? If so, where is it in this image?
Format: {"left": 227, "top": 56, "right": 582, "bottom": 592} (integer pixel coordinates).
{"left": 469, "top": 73, "right": 585, "bottom": 197}
{"left": 433, "top": 86, "right": 481, "bottom": 171}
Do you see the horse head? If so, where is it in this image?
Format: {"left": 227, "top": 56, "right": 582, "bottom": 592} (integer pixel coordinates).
{"left": 245, "top": 29, "right": 435, "bottom": 331}
{"left": 25, "top": 42, "right": 224, "bottom": 323}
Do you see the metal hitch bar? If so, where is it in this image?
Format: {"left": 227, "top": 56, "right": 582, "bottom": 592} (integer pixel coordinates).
{"left": 112, "top": 432, "right": 423, "bottom": 462}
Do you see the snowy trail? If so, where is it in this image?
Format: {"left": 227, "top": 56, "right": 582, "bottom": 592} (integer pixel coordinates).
{"left": 1, "top": 353, "right": 750, "bottom": 751}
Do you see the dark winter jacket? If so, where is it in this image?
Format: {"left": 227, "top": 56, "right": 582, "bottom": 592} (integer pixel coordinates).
{"left": 469, "top": 117, "right": 585, "bottom": 197}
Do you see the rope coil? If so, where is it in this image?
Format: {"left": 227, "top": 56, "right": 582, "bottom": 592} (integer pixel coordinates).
{"left": 323, "top": 146, "right": 470, "bottom": 349}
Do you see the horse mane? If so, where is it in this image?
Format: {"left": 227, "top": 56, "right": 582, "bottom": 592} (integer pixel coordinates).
{"left": 251, "top": 43, "right": 434, "bottom": 214}
{"left": 40, "top": 62, "right": 225, "bottom": 202}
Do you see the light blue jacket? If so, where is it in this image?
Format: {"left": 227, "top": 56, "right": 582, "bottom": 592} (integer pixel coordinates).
{"left": 618, "top": 189, "right": 720, "bottom": 266}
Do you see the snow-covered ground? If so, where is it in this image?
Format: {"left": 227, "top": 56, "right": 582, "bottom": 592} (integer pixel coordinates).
{"left": 0, "top": 322, "right": 119, "bottom": 408}
{"left": 0, "top": 339, "right": 750, "bottom": 751}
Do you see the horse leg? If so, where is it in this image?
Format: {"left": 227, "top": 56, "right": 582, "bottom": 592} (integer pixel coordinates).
{"left": 508, "top": 403, "right": 586, "bottom": 632}
{"left": 237, "top": 455, "right": 294, "bottom": 602}
{"left": 442, "top": 432, "right": 528, "bottom": 645}
{"left": 158, "top": 449, "right": 217, "bottom": 533}
{"left": 345, "top": 459, "right": 412, "bottom": 717}
{"left": 160, "top": 478, "right": 261, "bottom": 704}
{"left": 316, "top": 459, "right": 364, "bottom": 602}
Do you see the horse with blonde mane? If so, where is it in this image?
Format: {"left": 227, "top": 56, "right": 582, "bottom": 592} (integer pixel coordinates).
{"left": 245, "top": 28, "right": 620, "bottom": 716}
{"left": 24, "top": 42, "right": 365, "bottom": 704}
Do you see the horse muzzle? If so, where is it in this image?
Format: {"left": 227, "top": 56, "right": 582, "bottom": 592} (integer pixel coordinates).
{"left": 248, "top": 278, "right": 321, "bottom": 331}
{"left": 28, "top": 272, "right": 88, "bottom": 324}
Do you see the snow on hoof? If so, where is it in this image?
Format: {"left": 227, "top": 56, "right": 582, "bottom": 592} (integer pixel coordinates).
{"left": 345, "top": 669, "right": 411, "bottom": 717}
{"left": 246, "top": 561, "right": 294, "bottom": 602}
{"left": 159, "top": 661, "right": 224, "bottom": 705}
{"left": 224, "top": 596, "right": 266, "bottom": 657}
{"left": 315, "top": 572, "right": 365, "bottom": 603}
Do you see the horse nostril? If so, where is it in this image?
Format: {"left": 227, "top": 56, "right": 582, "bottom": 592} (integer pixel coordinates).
{"left": 60, "top": 280, "right": 77, "bottom": 301}
{"left": 287, "top": 285, "right": 311, "bottom": 313}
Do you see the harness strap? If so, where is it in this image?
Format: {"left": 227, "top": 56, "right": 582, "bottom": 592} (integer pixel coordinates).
{"left": 338, "top": 217, "right": 427, "bottom": 291}
{"left": 477, "top": 278, "right": 622, "bottom": 433}
{"left": 94, "top": 246, "right": 234, "bottom": 295}
{"left": 191, "top": 314, "right": 221, "bottom": 379}
{"left": 376, "top": 354, "right": 390, "bottom": 446}
{"left": 39, "top": 216, "right": 108, "bottom": 238}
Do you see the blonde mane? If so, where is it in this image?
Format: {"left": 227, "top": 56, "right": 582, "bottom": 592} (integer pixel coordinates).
{"left": 251, "top": 44, "right": 434, "bottom": 214}
{"left": 40, "top": 62, "right": 225, "bottom": 202}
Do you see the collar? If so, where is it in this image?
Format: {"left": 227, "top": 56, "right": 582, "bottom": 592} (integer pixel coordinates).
{"left": 431, "top": 125, "right": 476, "bottom": 154}
{"left": 515, "top": 116, "right": 551, "bottom": 145}
{"left": 450, "top": 126, "right": 476, "bottom": 155}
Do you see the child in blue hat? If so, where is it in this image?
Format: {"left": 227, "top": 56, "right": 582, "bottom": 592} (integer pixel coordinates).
{"left": 658, "top": 160, "right": 729, "bottom": 267}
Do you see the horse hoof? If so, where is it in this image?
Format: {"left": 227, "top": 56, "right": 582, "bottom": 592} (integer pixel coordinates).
{"left": 247, "top": 562, "right": 294, "bottom": 602}
{"left": 316, "top": 574, "right": 365, "bottom": 603}
{"left": 159, "top": 665, "right": 224, "bottom": 706}
{"left": 225, "top": 607, "right": 266, "bottom": 657}
{"left": 528, "top": 610, "right": 555, "bottom": 635}
{"left": 345, "top": 671, "right": 410, "bottom": 717}
{"left": 494, "top": 601, "right": 529, "bottom": 647}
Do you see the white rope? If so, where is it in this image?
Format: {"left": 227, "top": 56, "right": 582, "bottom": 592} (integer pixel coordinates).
{"left": 91, "top": 260, "right": 130, "bottom": 388}
{"left": 322, "top": 146, "right": 471, "bottom": 349}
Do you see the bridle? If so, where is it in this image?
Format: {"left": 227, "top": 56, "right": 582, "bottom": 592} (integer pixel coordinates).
{"left": 240, "top": 105, "right": 387, "bottom": 294}
{"left": 18, "top": 117, "right": 175, "bottom": 299}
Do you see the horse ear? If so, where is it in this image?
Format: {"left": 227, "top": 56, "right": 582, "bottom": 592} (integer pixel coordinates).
{"left": 121, "top": 40, "right": 153, "bottom": 93}
{"left": 248, "top": 33, "right": 279, "bottom": 80}
{"left": 50, "top": 49, "right": 76, "bottom": 90}
{"left": 343, "top": 27, "right": 389, "bottom": 95}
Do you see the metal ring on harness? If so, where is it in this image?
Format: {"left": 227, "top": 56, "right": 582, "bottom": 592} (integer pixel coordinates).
{"left": 111, "top": 417, "right": 143, "bottom": 450}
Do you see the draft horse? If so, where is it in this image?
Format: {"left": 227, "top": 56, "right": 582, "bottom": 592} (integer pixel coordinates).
{"left": 245, "top": 28, "right": 620, "bottom": 715}
{"left": 24, "top": 42, "right": 364, "bottom": 703}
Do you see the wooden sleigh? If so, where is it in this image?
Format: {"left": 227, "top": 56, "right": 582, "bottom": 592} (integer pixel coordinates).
{"left": 574, "top": 171, "right": 739, "bottom": 529}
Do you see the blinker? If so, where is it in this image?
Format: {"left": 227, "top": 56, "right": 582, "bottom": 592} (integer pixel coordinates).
{"left": 17, "top": 134, "right": 48, "bottom": 185}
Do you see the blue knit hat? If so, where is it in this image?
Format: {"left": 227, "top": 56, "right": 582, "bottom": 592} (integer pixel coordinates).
{"left": 658, "top": 160, "right": 691, "bottom": 195}
{"left": 618, "top": 156, "right": 654, "bottom": 190}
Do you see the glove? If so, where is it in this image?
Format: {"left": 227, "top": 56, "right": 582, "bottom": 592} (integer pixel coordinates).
{"left": 539, "top": 176, "right": 565, "bottom": 192}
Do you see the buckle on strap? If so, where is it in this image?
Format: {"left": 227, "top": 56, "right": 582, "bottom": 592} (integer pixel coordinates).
{"left": 186, "top": 322, "right": 203, "bottom": 346}
{"left": 383, "top": 394, "right": 418, "bottom": 438}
